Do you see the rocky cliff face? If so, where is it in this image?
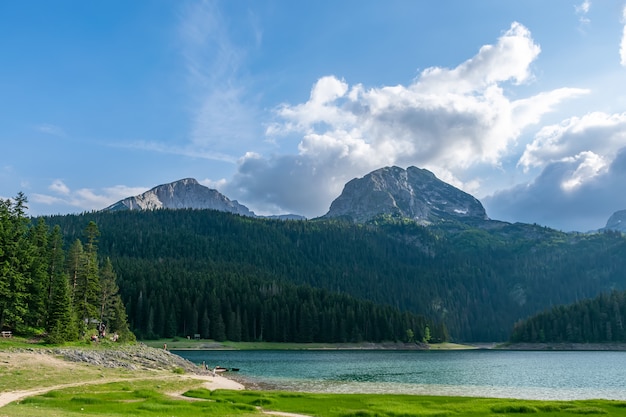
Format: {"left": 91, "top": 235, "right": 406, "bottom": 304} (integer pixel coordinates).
{"left": 604, "top": 210, "right": 626, "bottom": 233}
{"left": 323, "top": 166, "right": 489, "bottom": 224}
{"left": 104, "top": 178, "right": 255, "bottom": 216}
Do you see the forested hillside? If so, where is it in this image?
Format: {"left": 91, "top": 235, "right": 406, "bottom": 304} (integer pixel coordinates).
{"left": 45, "top": 209, "right": 626, "bottom": 342}
{"left": 510, "top": 290, "right": 626, "bottom": 343}
{"left": 46, "top": 210, "right": 444, "bottom": 344}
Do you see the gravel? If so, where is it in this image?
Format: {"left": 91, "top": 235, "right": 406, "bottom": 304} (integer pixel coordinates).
{"left": 15, "top": 344, "right": 207, "bottom": 374}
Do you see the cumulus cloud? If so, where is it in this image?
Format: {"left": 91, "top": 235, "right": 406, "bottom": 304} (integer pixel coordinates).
{"left": 519, "top": 112, "right": 626, "bottom": 169}
{"left": 485, "top": 147, "right": 626, "bottom": 231}
{"left": 230, "top": 23, "right": 587, "bottom": 217}
{"left": 486, "top": 111, "right": 626, "bottom": 231}
{"left": 32, "top": 181, "right": 148, "bottom": 212}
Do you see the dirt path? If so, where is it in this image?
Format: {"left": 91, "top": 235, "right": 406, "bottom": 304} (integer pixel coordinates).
{"left": 261, "top": 412, "right": 312, "bottom": 417}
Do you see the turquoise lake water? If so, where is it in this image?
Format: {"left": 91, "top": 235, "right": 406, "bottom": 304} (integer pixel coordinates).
{"left": 174, "top": 349, "right": 626, "bottom": 400}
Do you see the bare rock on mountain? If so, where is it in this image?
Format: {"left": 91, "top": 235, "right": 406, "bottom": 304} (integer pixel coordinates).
{"left": 323, "top": 166, "right": 489, "bottom": 224}
{"left": 104, "top": 178, "right": 255, "bottom": 216}
{"left": 604, "top": 209, "right": 626, "bottom": 233}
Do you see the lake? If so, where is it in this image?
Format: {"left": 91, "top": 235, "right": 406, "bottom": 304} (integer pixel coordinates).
{"left": 174, "top": 349, "right": 626, "bottom": 400}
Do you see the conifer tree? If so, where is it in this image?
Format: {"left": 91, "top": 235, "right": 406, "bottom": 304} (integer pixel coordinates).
{"left": 99, "top": 257, "right": 119, "bottom": 327}
{"left": 46, "top": 267, "right": 78, "bottom": 343}
{"left": 26, "top": 217, "right": 50, "bottom": 328}
{"left": 109, "top": 296, "right": 135, "bottom": 342}
{"left": 74, "top": 222, "right": 102, "bottom": 334}
{"left": 66, "top": 239, "right": 84, "bottom": 302}
{"left": 0, "top": 194, "right": 32, "bottom": 332}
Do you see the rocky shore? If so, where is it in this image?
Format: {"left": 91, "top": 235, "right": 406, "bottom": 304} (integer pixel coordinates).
{"left": 13, "top": 344, "right": 207, "bottom": 374}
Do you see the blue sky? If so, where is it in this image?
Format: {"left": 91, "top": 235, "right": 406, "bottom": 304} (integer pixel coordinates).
{"left": 2, "top": 0, "right": 626, "bottom": 232}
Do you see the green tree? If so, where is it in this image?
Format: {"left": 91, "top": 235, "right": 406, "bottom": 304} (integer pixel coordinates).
{"left": 74, "top": 222, "right": 102, "bottom": 334}
{"left": 25, "top": 217, "right": 49, "bottom": 328}
{"left": 406, "top": 328, "right": 415, "bottom": 343}
{"left": 0, "top": 194, "right": 33, "bottom": 332}
{"left": 98, "top": 257, "right": 119, "bottom": 329}
{"left": 422, "top": 326, "right": 431, "bottom": 343}
{"left": 46, "top": 267, "right": 78, "bottom": 343}
{"left": 109, "top": 296, "right": 135, "bottom": 342}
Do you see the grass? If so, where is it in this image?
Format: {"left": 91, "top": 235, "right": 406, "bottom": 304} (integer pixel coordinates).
{"left": 0, "top": 337, "right": 161, "bottom": 392}
{"left": 3, "top": 380, "right": 258, "bottom": 417}
{"left": 7, "top": 384, "right": 626, "bottom": 417}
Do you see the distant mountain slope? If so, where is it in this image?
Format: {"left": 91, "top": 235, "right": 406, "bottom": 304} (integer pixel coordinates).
{"left": 323, "top": 166, "right": 488, "bottom": 224}
{"left": 604, "top": 209, "right": 626, "bottom": 233}
{"left": 104, "top": 178, "right": 255, "bottom": 216}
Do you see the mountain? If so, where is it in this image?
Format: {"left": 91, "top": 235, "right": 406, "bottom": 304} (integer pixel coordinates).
{"left": 104, "top": 178, "right": 306, "bottom": 221}
{"left": 603, "top": 209, "right": 626, "bottom": 233}
{"left": 323, "top": 166, "right": 489, "bottom": 224}
{"left": 104, "top": 178, "right": 255, "bottom": 216}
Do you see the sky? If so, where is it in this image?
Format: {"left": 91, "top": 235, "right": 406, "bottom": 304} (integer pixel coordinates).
{"left": 2, "top": 0, "right": 626, "bottom": 232}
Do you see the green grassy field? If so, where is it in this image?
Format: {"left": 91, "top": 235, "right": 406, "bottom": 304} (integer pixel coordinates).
{"left": 4, "top": 381, "right": 626, "bottom": 417}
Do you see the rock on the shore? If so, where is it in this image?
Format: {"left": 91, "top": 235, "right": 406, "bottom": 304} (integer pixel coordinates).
{"left": 20, "top": 344, "right": 205, "bottom": 374}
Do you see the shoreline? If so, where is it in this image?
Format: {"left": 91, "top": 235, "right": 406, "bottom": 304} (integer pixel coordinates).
{"left": 499, "top": 342, "right": 626, "bottom": 351}
{"left": 150, "top": 340, "right": 478, "bottom": 351}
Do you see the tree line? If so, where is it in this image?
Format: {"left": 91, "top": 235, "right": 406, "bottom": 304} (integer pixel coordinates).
{"left": 0, "top": 193, "right": 134, "bottom": 343}
{"left": 510, "top": 290, "right": 626, "bottom": 343}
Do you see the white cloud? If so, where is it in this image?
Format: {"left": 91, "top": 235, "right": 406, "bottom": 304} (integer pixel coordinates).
{"left": 32, "top": 182, "right": 148, "bottom": 212}
{"left": 179, "top": 0, "right": 260, "bottom": 153}
{"left": 199, "top": 177, "right": 228, "bottom": 190}
{"left": 233, "top": 23, "right": 587, "bottom": 217}
{"left": 487, "top": 111, "right": 626, "bottom": 231}
{"left": 485, "top": 147, "right": 626, "bottom": 231}
{"left": 575, "top": 1, "right": 591, "bottom": 25}
{"left": 49, "top": 179, "right": 70, "bottom": 195}
{"left": 559, "top": 151, "right": 608, "bottom": 191}
{"left": 417, "top": 22, "right": 540, "bottom": 89}
{"left": 519, "top": 112, "right": 626, "bottom": 169}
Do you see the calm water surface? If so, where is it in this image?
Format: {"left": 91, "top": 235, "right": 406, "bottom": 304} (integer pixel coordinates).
{"left": 174, "top": 349, "right": 626, "bottom": 400}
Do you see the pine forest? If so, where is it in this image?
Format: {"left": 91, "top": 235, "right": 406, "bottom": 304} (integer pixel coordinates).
{"left": 44, "top": 207, "right": 626, "bottom": 342}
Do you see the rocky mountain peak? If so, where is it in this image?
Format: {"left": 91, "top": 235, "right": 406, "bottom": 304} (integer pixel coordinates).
{"left": 603, "top": 209, "right": 626, "bottom": 233}
{"left": 104, "top": 178, "right": 255, "bottom": 216}
{"left": 323, "top": 166, "right": 489, "bottom": 224}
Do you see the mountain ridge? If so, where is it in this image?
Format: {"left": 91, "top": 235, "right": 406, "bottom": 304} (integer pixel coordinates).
{"left": 104, "top": 178, "right": 305, "bottom": 220}
{"left": 105, "top": 178, "right": 254, "bottom": 216}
